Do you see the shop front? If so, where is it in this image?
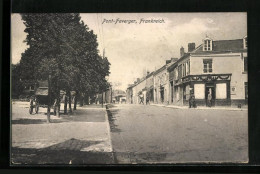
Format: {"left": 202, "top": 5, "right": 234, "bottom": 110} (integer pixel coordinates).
{"left": 175, "top": 74, "right": 232, "bottom": 106}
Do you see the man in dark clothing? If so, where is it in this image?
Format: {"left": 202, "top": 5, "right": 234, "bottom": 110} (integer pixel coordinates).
{"left": 189, "top": 92, "right": 196, "bottom": 108}
{"left": 146, "top": 96, "right": 149, "bottom": 105}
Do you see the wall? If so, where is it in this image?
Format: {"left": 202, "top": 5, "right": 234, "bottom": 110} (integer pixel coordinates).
{"left": 132, "top": 78, "right": 146, "bottom": 104}
{"left": 190, "top": 52, "right": 247, "bottom": 100}
{"left": 153, "top": 68, "right": 169, "bottom": 104}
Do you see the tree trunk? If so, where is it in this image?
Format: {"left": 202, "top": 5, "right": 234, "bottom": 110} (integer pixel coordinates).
{"left": 80, "top": 92, "right": 83, "bottom": 106}
{"left": 57, "top": 97, "right": 60, "bottom": 117}
{"left": 85, "top": 94, "right": 89, "bottom": 105}
{"left": 47, "top": 74, "right": 51, "bottom": 123}
{"left": 64, "top": 94, "right": 67, "bottom": 114}
{"left": 74, "top": 91, "right": 78, "bottom": 110}
{"left": 102, "top": 92, "right": 103, "bottom": 108}
{"left": 68, "top": 91, "right": 72, "bottom": 113}
{"left": 47, "top": 106, "right": 51, "bottom": 123}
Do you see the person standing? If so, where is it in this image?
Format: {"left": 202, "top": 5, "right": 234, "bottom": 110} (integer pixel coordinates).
{"left": 189, "top": 93, "right": 193, "bottom": 108}
{"left": 207, "top": 91, "right": 212, "bottom": 107}
{"left": 139, "top": 93, "right": 144, "bottom": 104}
{"left": 189, "top": 92, "right": 195, "bottom": 108}
{"left": 146, "top": 95, "right": 149, "bottom": 105}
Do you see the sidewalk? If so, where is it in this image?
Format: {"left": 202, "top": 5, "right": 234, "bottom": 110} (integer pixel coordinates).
{"left": 11, "top": 102, "right": 114, "bottom": 164}
{"left": 150, "top": 103, "right": 248, "bottom": 111}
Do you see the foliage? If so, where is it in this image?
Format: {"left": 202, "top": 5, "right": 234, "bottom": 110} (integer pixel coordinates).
{"left": 19, "top": 13, "right": 110, "bottom": 101}
{"left": 11, "top": 63, "right": 24, "bottom": 98}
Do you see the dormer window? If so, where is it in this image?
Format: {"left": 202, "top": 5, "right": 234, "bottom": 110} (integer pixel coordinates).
{"left": 203, "top": 37, "right": 212, "bottom": 51}
{"left": 243, "top": 36, "right": 247, "bottom": 49}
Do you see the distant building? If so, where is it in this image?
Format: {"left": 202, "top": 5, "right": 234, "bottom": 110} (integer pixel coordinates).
{"left": 145, "top": 72, "right": 154, "bottom": 103}
{"left": 126, "top": 84, "right": 134, "bottom": 104}
{"left": 112, "top": 89, "right": 126, "bottom": 103}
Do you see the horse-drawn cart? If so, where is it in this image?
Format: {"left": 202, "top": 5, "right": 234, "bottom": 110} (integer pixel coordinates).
{"left": 29, "top": 80, "right": 58, "bottom": 115}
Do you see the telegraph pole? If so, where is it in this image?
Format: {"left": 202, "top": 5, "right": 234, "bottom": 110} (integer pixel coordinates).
{"left": 47, "top": 74, "right": 51, "bottom": 123}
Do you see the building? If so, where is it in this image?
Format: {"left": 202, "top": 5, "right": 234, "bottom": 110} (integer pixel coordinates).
{"left": 132, "top": 77, "right": 146, "bottom": 104}
{"left": 167, "top": 36, "right": 248, "bottom": 107}
{"left": 112, "top": 89, "right": 126, "bottom": 103}
{"left": 145, "top": 72, "right": 154, "bottom": 103}
{"left": 126, "top": 84, "right": 134, "bottom": 104}
{"left": 153, "top": 58, "right": 178, "bottom": 104}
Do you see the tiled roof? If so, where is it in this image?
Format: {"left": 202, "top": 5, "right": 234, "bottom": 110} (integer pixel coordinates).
{"left": 193, "top": 39, "right": 246, "bottom": 53}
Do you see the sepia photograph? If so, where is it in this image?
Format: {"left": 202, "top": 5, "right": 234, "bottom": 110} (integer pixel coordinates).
{"left": 11, "top": 12, "right": 248, "bottom": 165}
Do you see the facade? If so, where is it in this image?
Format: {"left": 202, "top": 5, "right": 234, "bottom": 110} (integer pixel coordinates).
{"left": 126, "top": 85, "right": 133, "bottom": 104}
{"left": 153, "top": 59, "right": 178, "bottom": 104}
{"left": 145, "top": 72, "right": 154, "bottom": 103}
{"left": 153, "top": 65, "right": 168, "bottom": 104}
{"left": 133, "top": 78, "right": 146, "bottom": 104}
{"left": 167, "top": 36, "right": 248, "bottom": 107}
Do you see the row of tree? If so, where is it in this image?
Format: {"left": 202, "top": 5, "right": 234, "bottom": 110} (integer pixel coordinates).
{"left": 12, "top": 13, "right": 110, "bottom": 122}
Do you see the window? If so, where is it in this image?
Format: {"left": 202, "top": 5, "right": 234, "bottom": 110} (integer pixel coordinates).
{"left": 203, "top": 59, "right": 213, "bottom": 73}
{"left": 244, "top": 57, "right": 248, "bottom": 72}
{"left": 186, "top": 60, "right": 190, "bottom": 75}
{"left": 194, "top": 84, "right": 205, "bottom": 99}
{"left": 245, "top": 82, "right": 248, "bottom": 99}
{"left": 216, "top": 83, "right": 227, "bottom": 99}
{"left": 178, "top": 65, "right": 182, "bottom": 79}
{"left": 203, "top": 39, "right": 212, "bottom": 51}
{"left": 183, "top": 64, "right": 186, "bottom": 77}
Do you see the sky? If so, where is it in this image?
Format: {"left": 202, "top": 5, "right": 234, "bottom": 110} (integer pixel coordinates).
{"left": 11, "top": 13, "right": 247, "bottom": 91}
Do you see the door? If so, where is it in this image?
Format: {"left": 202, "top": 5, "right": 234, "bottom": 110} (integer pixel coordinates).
{"left": 205, "top": 84, "right": 215, "bottom": 106}
{"left": 170, "top": 81, "right": 174, "bottom": 103}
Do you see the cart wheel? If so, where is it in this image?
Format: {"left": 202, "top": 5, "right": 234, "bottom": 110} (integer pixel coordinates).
{"left": 29, "top": 106, "right": 33, "bottom": 114}
{"left": 35, "top": 105, "right": 39, "bottom": 114}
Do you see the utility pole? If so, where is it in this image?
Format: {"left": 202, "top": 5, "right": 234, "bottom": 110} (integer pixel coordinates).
{"left": 47, "top": 74, "right": 51, "bottom": 123}
{"left": 102, "top": 49, "right": 105, "bottom": 108}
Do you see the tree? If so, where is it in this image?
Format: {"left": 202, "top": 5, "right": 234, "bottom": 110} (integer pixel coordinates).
{"left": 19, "top": 13, "right": 111, "bottom": 121}
{"left": 11, "top": 63, "right": 24, "bottom": 98}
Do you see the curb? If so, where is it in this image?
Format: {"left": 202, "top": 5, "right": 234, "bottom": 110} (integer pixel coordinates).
{"left": 150, "top": 104, "right": 247, "bottom": 111}
{"left": 104, "top": 106, "right": 116, "bottom": 162}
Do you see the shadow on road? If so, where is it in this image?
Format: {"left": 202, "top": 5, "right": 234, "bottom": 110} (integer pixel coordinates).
{"left": 12, "top": 109, "right": 106, "bottom": 125}
{"left": 11, "top": 138, "right": 115, "bottom": 165}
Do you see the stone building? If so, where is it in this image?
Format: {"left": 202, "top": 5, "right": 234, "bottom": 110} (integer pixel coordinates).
{"left": 167, "top": 36, "right": 248, "bottom": 107}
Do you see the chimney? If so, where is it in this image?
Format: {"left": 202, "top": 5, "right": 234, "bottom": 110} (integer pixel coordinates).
{"left": 171, "top": 58, "right": 178, "bottom": 63}
{"left": 180, "top": 47, "right": 185, "bottom": 57}
{"left": 147, "top": 71, "right": 150, "bottom": 75}
{"left": 166, "top": 60, "right": 171, "bottom": 64}
{"left": 137, "top": 78, "right": 140, "bottom": 83}
{"left": 188, "top": 43, "right": 195, "bottom": 52}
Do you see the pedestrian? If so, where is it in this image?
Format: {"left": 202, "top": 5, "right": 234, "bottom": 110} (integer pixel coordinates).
{"left": 189, "top": 93, "right": 193, "bottom": 108}
{"left": 146, "top": 96, "right": 149, "bottom": 105}
{"left": 139, "top": 94, "right": 144, "bottom": 104}
{"left": 189, "top": 92, "right": 195, "bottom": 108}
{"left": 207, "top": 92, "right": 212, "bottom": 107}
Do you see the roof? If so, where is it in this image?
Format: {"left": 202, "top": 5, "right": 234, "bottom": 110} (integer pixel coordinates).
{"left": 193, "top": 39, "right": 246, "bottom": 53}
{"left": 113, "top": 89, "right": 126, "bottom": 97}
{"left": 35, "top": 87, "right": 48, "bottom": 96}
{"left": 153, "top": 65, "right": 166, "bottom": 76}
{"left": 168, "top": 37, "right": 247, "bottom": 72}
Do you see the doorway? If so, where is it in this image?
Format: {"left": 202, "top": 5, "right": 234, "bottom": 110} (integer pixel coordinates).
{"left": 160, "top": 87, "right": 164, "bottom": 103}
{"left": 205, "top": 83, "right": 215, "bottom": 106}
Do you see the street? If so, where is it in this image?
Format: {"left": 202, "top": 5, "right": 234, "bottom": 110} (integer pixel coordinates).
{"left": 108, "top": 104, "right": 248, "bottom": 163}
{"left": 11, "top": 102, "right": 248, "bottom": 164}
